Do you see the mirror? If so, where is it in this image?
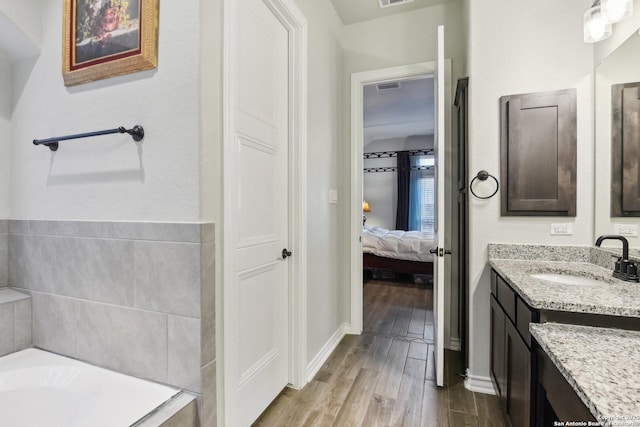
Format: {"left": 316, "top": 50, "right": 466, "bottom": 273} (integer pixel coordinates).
{"left": 594, "top": 27, "right": 640, "bottom": 247}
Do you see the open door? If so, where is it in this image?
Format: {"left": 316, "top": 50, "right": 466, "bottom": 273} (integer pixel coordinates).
{"left": 432, "top": 25, "right": 447, "bottom": 387}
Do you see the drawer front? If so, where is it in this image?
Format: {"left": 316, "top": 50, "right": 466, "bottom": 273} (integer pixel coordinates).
{"left": 496, "top": 274, "right": 516, "bottom": 322}
{"left": 516, "top": 297, "right": 533, "bottom": 347}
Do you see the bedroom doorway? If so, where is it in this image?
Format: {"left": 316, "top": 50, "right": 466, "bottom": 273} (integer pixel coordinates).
{"left": 350, "top": 27, "right": 452, "bottom": 387}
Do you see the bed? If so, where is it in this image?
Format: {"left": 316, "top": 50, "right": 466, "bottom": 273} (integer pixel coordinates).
{"left": 362, "top": 226, "right": 436, "bottom": 275}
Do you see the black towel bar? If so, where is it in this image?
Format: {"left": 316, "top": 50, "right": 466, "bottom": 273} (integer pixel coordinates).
{"left": 33, "top": 125, "right": 145, "bottom": 151}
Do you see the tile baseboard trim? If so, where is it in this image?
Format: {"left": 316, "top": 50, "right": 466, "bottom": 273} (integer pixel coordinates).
{"left": 464, "top": 372, "right": 496, "bottom": 395}
{"left": 7, "top": 220, "right": 214, "bottom": 243}
{"left": 306, "top": 323, "right": 348, "bottom": 383}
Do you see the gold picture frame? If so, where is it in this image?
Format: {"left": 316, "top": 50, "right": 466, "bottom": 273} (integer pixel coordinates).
{"left": 62, "top": 0, "right": 158, "bottom": 87}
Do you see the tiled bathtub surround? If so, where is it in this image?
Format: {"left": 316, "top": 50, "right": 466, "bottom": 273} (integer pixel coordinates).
{"left": 0, "top": 220, "right": 7, "bottom": 288}
{"left": 6, "top": 220, "right": 215, "bottom": 425}
{"left": 0, "top": 288, "right": 32, "bottom": 357}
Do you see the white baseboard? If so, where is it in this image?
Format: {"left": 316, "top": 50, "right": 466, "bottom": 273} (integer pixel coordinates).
{"left": 306, "top": 323, "right": 348, "bottom": 383}
{"left": 464, "top": 371, "right": 496, "bottom": 395}
{"left": 446, "top": 337, "right": 461, "bottom": 351}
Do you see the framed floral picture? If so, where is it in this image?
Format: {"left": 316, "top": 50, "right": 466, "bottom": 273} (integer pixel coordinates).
{"left": 62, "top": 0, "right": 159, "bottom": 86}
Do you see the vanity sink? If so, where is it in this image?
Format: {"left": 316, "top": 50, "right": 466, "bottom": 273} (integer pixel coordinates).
{"left": 530, "top": 273, "right": 605, "bottom": 286}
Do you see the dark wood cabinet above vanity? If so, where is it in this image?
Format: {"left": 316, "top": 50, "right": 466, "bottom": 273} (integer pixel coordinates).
{"left": 611, "top": 81, "right": 640, "bottom": 217}
{"left": 500, "top": 89, "right": 577, "bottom": 216}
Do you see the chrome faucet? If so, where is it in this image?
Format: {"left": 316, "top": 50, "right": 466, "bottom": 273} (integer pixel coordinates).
{"left": 595, "top": 235, "right": 639, "bottom": 282}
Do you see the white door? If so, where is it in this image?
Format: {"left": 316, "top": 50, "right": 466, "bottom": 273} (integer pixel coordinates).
{"left": 433, "top": 25, "right": 447, "bottom": 387}
{"left": 225, "top": 0, "right": 290, "bottom": 425}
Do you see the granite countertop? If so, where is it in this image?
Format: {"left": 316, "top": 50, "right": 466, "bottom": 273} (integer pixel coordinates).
{"left": 530, "top": 323, "right": 640, "bottom": 425}
{"left": 489, "top": 259, "right": 640, "bottom": 317}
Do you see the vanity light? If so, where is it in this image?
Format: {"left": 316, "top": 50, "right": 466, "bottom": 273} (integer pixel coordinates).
{"left": 584, "top": 0, "right": 635, "bottom": 43}
{"left": 602, "top": 0, "right": 633, "bottom": 23}
{"left": 584, "top": 4, "right": 613, "bottom": 43}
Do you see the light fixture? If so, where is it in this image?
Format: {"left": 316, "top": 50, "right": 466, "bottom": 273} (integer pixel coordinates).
{"left": 378, "top": 0, "right": 414, "bottom": 9}
{"left": 602, "top": 0, "right": 633, "bottom": 23}
{"left": 363, "top": 201, "right": 371, "bottom": 225}
{"left": 584, "top": 0, "right": 635, "bottom": 43}
{"left": 584, "top": 3, "right": 613, "bottom": 43}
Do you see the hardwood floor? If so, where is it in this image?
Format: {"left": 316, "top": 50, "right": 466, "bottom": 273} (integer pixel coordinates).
{"left": 254, "top": 279, "right": 503, "bottom": 427}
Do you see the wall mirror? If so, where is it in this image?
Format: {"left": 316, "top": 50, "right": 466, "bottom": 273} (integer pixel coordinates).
{"left": 594, "top": 27, "right": 640, "bottom": 247}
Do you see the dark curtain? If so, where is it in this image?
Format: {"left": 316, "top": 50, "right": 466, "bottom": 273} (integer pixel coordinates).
{"left": 395, "top": 151, "right": 410, "bottom": 230}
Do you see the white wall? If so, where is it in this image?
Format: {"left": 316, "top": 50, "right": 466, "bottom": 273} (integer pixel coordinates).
{"left": 291, "top": 0, "right": 346, "bottom": 366}
{"left": 0, "top": 55, "right": 9, "bottom": 218}
{"left": 200, "top": 0, "right": 222, "bottom": 224}
{"left": 0, "top": 0, "right": 41, "bottom": 60}
{"left": 466, "top": 0, "right": 594, "bottom": 383}
{"left": 341, "top": 2, "right": 465, "bottom": 82}
{"left": 0, "top": 0, "right": 41, "bottom": 48}
{"left": 10, "top": 0, "right": 202, "bottom": 222}
{"left": 363, "top": 138, "right": 402, "bottom": 229}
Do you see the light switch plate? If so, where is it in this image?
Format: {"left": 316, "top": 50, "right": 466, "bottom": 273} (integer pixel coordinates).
{"left": 550, "top": 223, "right": 573, "bottom": 235}
{"left": 615, "top": 223, "right": 638, "bottom": 237}
{"left": 329, "top": 189, "right": 338, "bottom": 204}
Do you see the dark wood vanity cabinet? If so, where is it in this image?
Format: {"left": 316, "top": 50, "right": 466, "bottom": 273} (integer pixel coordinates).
{"left": 490, "top": 295, "right": 506, "bottom": 402}
{"left": 505, "top": 320, "right": 531, "bottom": 427}
{"left": 535, "top": 348, "right": 596, "bottom": 426}
{"left": 490, "top": 270, "right": 537, "bottom": 427}
{"left": 491, "top": 267, "right": 640, "bottom": 426}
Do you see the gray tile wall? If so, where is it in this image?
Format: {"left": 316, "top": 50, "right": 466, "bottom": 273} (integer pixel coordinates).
{"left": 6, "top": 220, "right": 216, "bottom": 424}
{"left": 0, "top": 289, "right": 32, "bottom": 357}
{"left": 0, "top": 220, "right": 7, "bottom": 288}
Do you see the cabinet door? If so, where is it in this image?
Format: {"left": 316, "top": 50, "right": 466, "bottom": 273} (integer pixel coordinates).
{"left": 500, "top": 89, "right": 577, "bottom": 216}
{"left": 505, "top": 319, "right": 532, "bottom": 427}
{"left": 490, "top": 295, "right": 506, "bottom": 405}
{"left": 612, "top": 82, "right": 640, "bottom": 216}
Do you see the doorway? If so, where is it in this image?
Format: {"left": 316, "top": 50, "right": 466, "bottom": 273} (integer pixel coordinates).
{"left": 350, "top": 63, "right": 438, "bottom": 333}
{"left": 349, "top": 57, "right": 453, "bottom": 386}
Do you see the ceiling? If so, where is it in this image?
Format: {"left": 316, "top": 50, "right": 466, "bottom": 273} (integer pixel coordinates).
{"left": 330, "top": 0, "right": 455, "bottom": 25}
{"left": 363, "top": 77, "right": 434, "bottom": 146}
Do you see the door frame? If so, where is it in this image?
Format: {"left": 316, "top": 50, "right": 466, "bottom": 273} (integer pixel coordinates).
{"left": 221, "top": 0, "right": 308, "bottom": 424}
{"left": 349, "top": 60, "right": 451, "bottom": 334}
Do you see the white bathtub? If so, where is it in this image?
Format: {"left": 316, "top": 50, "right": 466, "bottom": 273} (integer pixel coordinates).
{"left": 0, "top": 348, "right": 181, "bottom": 427}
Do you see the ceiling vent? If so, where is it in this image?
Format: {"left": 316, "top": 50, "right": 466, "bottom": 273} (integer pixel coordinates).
{"left": 377, "top": 82, "right": 401, "bottom": 90}
{"left": 378, "top": 0, "right": 415, "bottom": 9}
